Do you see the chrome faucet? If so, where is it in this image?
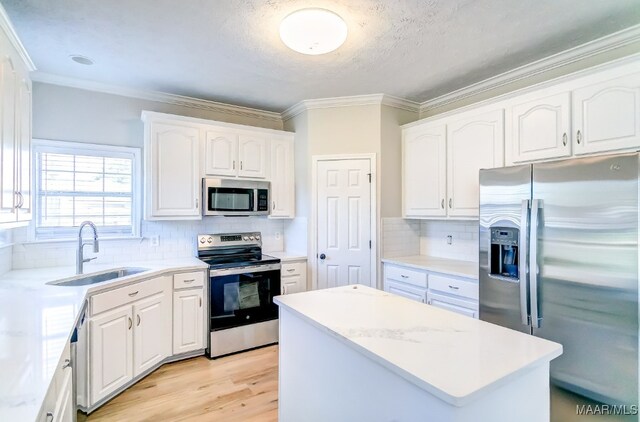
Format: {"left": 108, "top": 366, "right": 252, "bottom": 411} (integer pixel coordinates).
{"left": 77, "top": 221, "right": 99, "bottom": 274}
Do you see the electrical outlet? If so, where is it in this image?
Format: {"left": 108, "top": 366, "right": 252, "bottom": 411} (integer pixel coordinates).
{"left": 150, "top": 235, "right": 160, "bottom": 247}
{"left": 275, "top": 231, "right": 281, "bottom": 240}
{"left": 446, "top": 235, "right": 453, "bottom": 245}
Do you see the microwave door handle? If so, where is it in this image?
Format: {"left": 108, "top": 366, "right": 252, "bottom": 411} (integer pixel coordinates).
{"left": 529, "top": 199, "right": 542, "bottom": 329}
{"left": 519, "top": 199, "right": 530, "bottom": 326}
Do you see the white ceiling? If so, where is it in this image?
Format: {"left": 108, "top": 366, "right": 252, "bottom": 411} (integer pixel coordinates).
{"left": 4, "top": 0, "right": 640, "bottom": 112}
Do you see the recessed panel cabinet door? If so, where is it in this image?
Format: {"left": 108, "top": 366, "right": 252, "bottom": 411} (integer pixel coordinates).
{"left": 573, "top": 72, "right": 640, "bottom": 155}
{"left": 173, "top": 289, "right": 204, "bottom": 355}
{"left": 447, "top": 109, "right": 504, "bottom": 218}
{"left": 90, "top": 305, "right": 133, "bottom": 405}
{"left": 133, "top": 291, "right": 171, "bottom": 377}
{"left": 402, "top": 124, "right": 447, "bottom": 218}
{"left": 509, "top": 92, "right": 571, "bottom": 163}
{"left": 270, "top": 138, "right": 294, "bottom": 217}
{"left": 0, "top": 56, "right": 16, "bottom": 223}
{"left": 147, "top": 122, "right": 200, "bottom": 218}
{"left": 238, "top": 135, "right": 267, "bottom": 178}
{"left": 16, "top": 78, "right": 32, "bottom": 222}
{"left": 205, "top": 130, "right": 238, "bottom": 176}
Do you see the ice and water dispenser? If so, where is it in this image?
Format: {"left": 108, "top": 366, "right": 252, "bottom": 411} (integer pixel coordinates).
{"left": 489, "top": 227, "right": 519, "bottom": 279}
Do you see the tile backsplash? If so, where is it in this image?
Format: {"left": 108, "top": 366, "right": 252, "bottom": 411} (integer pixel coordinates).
{"left": 12, "top": 217, "right": 285, "bottom": 269}
{"left": 419, "top": 220, "right": 478, "bottom": 262}
{"left": 382, "top": 218, "right": 421, "bottom": 258}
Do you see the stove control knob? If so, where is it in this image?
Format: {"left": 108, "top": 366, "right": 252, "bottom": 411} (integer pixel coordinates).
{"left": 249, "top": 236, "right": 255, "bottom": 240}
{"left": 199, "top": 237, "right": 205, "bottom": 244}
{"left": 207, "top": 237, "right": 213, "bottom": 243}
{"left": 243, "top": 236, "right": 249, "bottom": 241}
{"left": 255, "top": 235, "right": 261, "bottom": 240}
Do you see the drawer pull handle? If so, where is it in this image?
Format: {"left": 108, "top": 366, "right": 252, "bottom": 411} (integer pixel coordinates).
{"left": 183, "top": 279, "right": 195, "bottom": 283}
{"left": 401, "top": 275, "right": 409, "bottom": 278}
{"left": 286, "top": 268, "right": 296, "bottom": 272}
{"left": 62, "top": 358, "right": 71, "bottom": 369}
{"left": 128, "top": 291, "right": 139, "bottom": 297}
{"left": 448, "top": 285, "right": 459, "bottom": 290}
{"left": 46, "top": 412, "right": 54, "bottom": 422}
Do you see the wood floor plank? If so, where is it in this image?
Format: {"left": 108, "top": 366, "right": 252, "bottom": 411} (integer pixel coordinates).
{"left": 83, "top": 345, "right": 279, "bottom": 422}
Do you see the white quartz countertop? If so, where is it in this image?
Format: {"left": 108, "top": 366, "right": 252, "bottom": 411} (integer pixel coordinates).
{"left": 382, "top": 255, "right": 479, "bottom": 279}
{"left": 0, "top": 257, "right": 208, "bottom": 422}
{"left": 275, "top": 285, "right": 562, "bottom": 407}
{"left": 264, "top": 251, "right": 307, "bottom": 262}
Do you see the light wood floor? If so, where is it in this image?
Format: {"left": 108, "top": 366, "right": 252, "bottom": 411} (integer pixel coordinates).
{"left": 81, "top": 345, "right": 278, "bottom": 422}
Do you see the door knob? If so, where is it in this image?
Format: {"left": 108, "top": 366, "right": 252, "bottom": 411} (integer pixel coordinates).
{"left": 319, "top": 253, "right": 326, "bottom": 260}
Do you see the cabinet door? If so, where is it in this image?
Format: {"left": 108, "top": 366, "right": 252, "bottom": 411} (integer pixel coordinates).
{"left": 238, "top": 135, "right": 267, "bottom": 178}
{"left": 204, "top": 130, "right": 238, "bottom": 176}
{"left": 427, "top": 292, "right": 477, "bottom": 318}
{"left": 573, "top": 72, "right": 640, "bottom": 155}
{"left": 16, "top": 77, "right": 32, "bottom": 222}
{"left": 509, "top": 92, "right": 571, "bottom": 163}
{"left": 384, "top": 279, "right": 427, "bottom": 303}
{"left": 146, "top": 122, "right": 201, "bottom": 218}
{"left": 133, "top": 291, "right": 171, "bottom": 377}
{"left": 447, "top": 109, "right": 504, "bottom": 218}
{"left": 282, "top": 274, "right": 305, "bottom": 295}
{"left": 173, "top": 288, "right": 204, "bottom": 355}
{"left": 402, "top": 124, "right": 447, "bottom": 218}
{"left": 0, "top": 56, "right": 17, "bottom": 223}
{"left": 270, "top": 137, "right": 294, "bottom": 217}
{"left": 89, "top": 305, "right": 133, "bottom": 405}
{"left": 54, "top": 366, "right": 74, "bottom": 422}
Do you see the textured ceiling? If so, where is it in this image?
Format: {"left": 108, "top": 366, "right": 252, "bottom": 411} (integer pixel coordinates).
{"left": 4, "top": 0, "right": 640, "bottom": 112}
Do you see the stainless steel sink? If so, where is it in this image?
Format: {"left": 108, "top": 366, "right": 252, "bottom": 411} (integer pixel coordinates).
{"left": 49, "top": 267, "right": 150, "bottom": 286}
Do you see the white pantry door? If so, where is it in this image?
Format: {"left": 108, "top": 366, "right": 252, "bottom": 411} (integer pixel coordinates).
{"left": 317, "top": 159, "right": 372, "bottom": 289}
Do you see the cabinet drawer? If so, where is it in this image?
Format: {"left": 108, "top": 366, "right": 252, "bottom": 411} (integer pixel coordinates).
{"left": 91, "top": 278, "right": 164, "bottom": 316}
{"left": 385, "top": 279, "right": 427, "bottom": 303}
{"left": 429, "top": 274, "right": 478, "bottom": 300}
{"left": 427, "top": 291, "right": 478, "bottom": 319}
{"left": 384, "top": 264, "right": 428, "bottom": 288}
{"left": 281, "top": 262, "right": 305, "bottom": 278}
{"left": 174, "top": 271, "right": 205, "bottom": 289}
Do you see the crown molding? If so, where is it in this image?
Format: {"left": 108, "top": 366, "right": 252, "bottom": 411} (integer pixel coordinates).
{"left": 281, "top": 93, "right": 419, "bottom": 121}
{"left": 0, "top": 3, "right": 35, "bottom": 71}
{"left": 31, "top": 71, "right": 283, "bottom": 123}
{"left": 420, "top": 23, "right": 640, "bottom": 114}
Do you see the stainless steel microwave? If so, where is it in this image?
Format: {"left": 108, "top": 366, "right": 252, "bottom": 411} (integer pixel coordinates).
{"left": 202, "top": 178, "right": 270, "bottom": 216}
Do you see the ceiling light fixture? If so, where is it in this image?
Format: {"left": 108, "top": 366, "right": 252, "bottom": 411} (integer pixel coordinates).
{"left": 279, "top": 8, "right": 348, "bottom": 55}
{"left": 70, "top": 55, "right": 94, "bottom": 65}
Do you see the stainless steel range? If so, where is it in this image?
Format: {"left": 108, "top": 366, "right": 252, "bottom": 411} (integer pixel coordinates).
{"left": 197, "top": 232, "right": 281, "bottom": 358}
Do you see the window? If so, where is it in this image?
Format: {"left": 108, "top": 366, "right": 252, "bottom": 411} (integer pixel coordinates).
{"left": 33, "top": 140, "right": 141, "bottom": 240}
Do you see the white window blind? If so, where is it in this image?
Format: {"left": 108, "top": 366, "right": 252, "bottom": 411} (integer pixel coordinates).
{"left": 33, "top": 141, "right": 140, "bottom": 240}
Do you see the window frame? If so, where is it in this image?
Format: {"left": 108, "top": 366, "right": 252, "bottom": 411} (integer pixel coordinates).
{"left": 31, "top": 139, "right": 142, "bottom": 241}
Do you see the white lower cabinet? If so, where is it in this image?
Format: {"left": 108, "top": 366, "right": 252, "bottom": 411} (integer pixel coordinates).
{"left": 383, "top": 262, "right": 479, "bottom": 318}
{"left": 280, "top": 260, "right": 307, "bottom": 295}
{"left": 38, "top": 342, "right": 73, "bottom": 422}
{"left": 89, "top": 276, "right": 171, "bottom": 406}
{"left": 89, "top": 304, "right": 134, "bottom": 405}
{"left": 173, "top": 287, "right": 204, "bottom": 354}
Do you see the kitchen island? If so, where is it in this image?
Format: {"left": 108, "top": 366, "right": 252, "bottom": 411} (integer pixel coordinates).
{"left": 274, "top": 285, "right": 562, "bottom": 422}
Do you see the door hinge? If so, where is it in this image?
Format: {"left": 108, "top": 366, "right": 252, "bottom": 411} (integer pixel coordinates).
{"left": 368, "top": 173, "right": 372, "bottom": 183}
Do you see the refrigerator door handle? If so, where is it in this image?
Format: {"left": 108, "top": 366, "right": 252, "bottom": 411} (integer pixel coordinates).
{"left": 529, "top": 199, "right": 543, "bottom": 328}
{"left": 519, "top": 199, "right": 530, "bottom": 326}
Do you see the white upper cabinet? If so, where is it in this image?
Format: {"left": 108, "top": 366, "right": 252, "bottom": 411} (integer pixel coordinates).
{"left": 204, "top": 130, "right": 238, "bottom": 176}
{"left": 447, "top": 109, "right": 504, "bottom": 218}
{"left": 572, "top": 72, "right": 640, "bottom": 155}
{"left": 402, "top": 124, "right": 447, "bottom": 218}
{"left": 144, "top": 121, "right": 201, "bottom": 219}
{"left": 0, "top": 29, "right": 32, "bottom": 226}
{"left": 269, "top": 136, "right": 295, "bottom": 218}
{"left": 508, "top": 92, "right": 571, "bottom": 163}
{"left": 238, "top": 135, "right": 267, "bottom": 178}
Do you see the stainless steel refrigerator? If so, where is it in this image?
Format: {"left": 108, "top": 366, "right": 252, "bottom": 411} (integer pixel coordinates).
{"left": 479, "top": 152, "right": 639, "bottom": 422}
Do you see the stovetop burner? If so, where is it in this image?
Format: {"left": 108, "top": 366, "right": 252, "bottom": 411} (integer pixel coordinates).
{"left": 196, "top": 232, "right": 280, "bottom": 269}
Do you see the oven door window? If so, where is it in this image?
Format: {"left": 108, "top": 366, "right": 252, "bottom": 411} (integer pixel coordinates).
{"left": 210, "top": 269, "right": 280, "bottom": 330}
{"left": 208, "top": 188, "right": 253, "bottom": 212}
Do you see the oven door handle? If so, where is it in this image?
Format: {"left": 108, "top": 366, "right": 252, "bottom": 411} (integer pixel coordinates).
{"left": 209, "top": 263, "right": 281, "bottom": 277}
